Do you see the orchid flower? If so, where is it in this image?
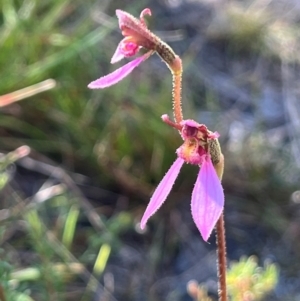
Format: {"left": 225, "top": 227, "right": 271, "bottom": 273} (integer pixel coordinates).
{"left": 141, "top": 116, "right": 224, "bottom": 241}
{"left": 88, "top": 9, "right": 157, "bottom": 89}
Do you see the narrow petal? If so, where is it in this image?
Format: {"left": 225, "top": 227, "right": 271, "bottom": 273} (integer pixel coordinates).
{"left": 140, "top": 8, "right": 152, "bottom": 19}
{"left": 110, "top": 41, "right": 125, "bottom": 64}
{"left": 140, "top": 8, "right": 152, "bottom": 26}
{"left": 116, "top": 9, "right": 132, "bottom": 28}
{"left": 140, "top": 158, "right": 185, "bottom": 229}
{"left": 88, "top": 54, "right": 147, "bottom": 89}
{"left": 191, "top": 157, "right": 224, "bottom": 241}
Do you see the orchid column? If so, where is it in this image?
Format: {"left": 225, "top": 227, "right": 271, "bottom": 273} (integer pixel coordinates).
{"left": 88, "top": 8, "right": 227, "bottom": 301}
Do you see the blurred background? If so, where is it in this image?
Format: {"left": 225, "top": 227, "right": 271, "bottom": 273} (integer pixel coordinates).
{"left": 1, "top": 0, "right": 300, "bottom": 300}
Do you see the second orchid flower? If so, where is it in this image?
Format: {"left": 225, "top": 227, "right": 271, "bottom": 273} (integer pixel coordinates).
{"left": 88, "top": 8, "right": 181, "bottom": 89}
{"left": 141, "top": 116, "right": 224, "bottom": 241}
{"left": 88, "top": 9, "right": 156, "bottom": 89}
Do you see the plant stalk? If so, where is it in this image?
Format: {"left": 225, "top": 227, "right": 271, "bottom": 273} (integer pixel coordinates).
{"left": 172, "top": 70, "right": 183, "bottom": 124}
{"left": 0, "top": 285, "right": 7, "bottom": 301}
{"left": 166, "top": 41, "right": 227, "bottom": 300}
{"left": 214, "top": 154, "right": 227, "bottom": 301}
{"left": 216, "top": 212, "right": 227, "bottom": 301}
{"left": 157, "top": 40, "right": 183, "bottom": 124}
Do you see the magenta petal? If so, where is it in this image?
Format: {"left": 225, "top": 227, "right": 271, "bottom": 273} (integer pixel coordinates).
{"left": 111, "top": 41, "right": 125, "bottom": 64}
{"left": 191, "top": 157, "right": 224, "bottom": 241}
{"left": 140, "top": 158, "right": 185, "bottom": 229}
{"left": 140, "top": 8, "right": 152, "bottom": 19}
{"left": 116, "top": 9, "right": 130, "bottom": 28}
{"left": 88, "top": 54, "right": 146, "bottom": 89}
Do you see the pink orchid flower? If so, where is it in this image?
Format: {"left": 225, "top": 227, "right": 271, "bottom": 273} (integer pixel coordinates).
{"left": 141, "top": 117, "right": 224, "bottom": 241}
{"left": 88, "top": 9, "right": 156, "bottom": 89}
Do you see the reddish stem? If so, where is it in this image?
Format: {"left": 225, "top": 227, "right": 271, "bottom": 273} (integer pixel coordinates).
{"left": 214, "top": 155, "right": 227, "bottom": 301}
{"left": 161, "top": 114, "right": 182, "bottom": 130}
{"left": 172, "top": 73, "right": 183, "bottom": 123}
{"left": 216, "top": 213, "right": 227, "bottom": 301}
{"left": 166, "top": 42, "right": 227, "bottom": 301}
{"left": 171, "top": 58, "right": 183, "bottom": 124}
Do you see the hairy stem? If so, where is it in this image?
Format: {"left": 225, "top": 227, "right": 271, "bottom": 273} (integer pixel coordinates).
{"left": 214, "top": 154, "right": 227, "bottom": 301}
{"left": 216, "top": 213, "right": 227, "bottom": 301}
{"left": 155, "top": 40, "right": 183, "bottom": 124}
{"left": 172, "top": 70, "right": 183, "bottom": 124}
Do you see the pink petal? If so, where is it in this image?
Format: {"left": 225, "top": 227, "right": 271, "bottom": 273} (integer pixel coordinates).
{"left": 111, "top": 41, "right": 125, "bottom": 64}
{"left": 88, "top": 54, "right": 147, "bottom": 89}
{"left": 191, "top": 157, "right": 224, "bottom": 241}
{"left": 181, "top": 119, "right": 201, "bottom": 128}
{"left": 140, "top": 8, "right": 152, "bottom": 19}
{"left": 116, "top": 9, "right": 130, "bottom": 28}
{"left": 140, "top": 158, "right": 184, "bottom": 229}
{"left": 140, "top": 8, "right": 151, "bottom": 26}
{"left": 208, "top": 132, "right": 220, "bottom": 139}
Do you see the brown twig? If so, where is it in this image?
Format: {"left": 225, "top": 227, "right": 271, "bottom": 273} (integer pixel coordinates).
{"left": 0, "top": 285, "right": 7, "bottom": 301}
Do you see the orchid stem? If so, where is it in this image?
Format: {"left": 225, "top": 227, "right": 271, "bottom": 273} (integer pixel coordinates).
{"left": 170, "top": 56, "right": 183, "bottom": 124}
{"left": 216, "top": 213, "right": 227, "bottom": 301}
{"left": 162, "top": 38, "right": 227, "bottom": 299}
{"left": 214, "top": 154, "right": 227, "bottom": 301}
{"left": 172, "top": 70, "right": 183, "bottom": 124}
{"left": 156, "top": 40, "right": 183, "bottom": 124}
